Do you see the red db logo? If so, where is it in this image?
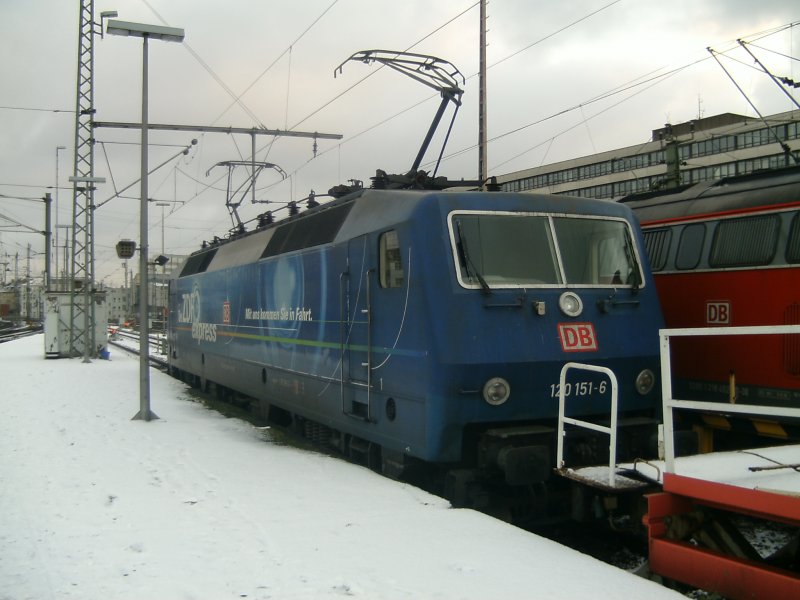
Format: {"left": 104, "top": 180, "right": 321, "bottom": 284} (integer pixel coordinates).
{"left": 222, "top": 301, "right": 231, "bottom": 325}
{"left": 558, "top": 323, "right": 598, "bottom": 352}
{"left": 706, "top": 301, "right": 730, "bottom": 325}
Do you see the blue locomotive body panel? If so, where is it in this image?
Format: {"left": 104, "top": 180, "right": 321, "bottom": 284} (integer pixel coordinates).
{"left": 168, "top": 189, "right": 663, "bottom": 465}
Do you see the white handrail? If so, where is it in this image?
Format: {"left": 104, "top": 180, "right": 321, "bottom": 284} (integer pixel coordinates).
{"left": 556, "top": 362, "right": 619, "bottom": 487}
{"left": 660, "top": 324, "right": 800, "bottom": 473}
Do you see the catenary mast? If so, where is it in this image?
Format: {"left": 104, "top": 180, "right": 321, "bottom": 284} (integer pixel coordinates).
{"left": 68, "top": 0, "right": 101, "bottom": 359}
{"left": 478, "top": 0, "right": 488, "bottom": 188}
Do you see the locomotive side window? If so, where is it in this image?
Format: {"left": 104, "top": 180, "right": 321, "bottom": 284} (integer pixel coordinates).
{"left": 675, "top": 223, "right": 705, "bottom": 270}
{"left": 179, "top": 248, "right": 218, "bottom": 277}
{"left": 785, "top": 212, "right": 800, "bottom": 264}
{"left": 379, "top": 230, "right": 404, "bottom": 288}
{"left": 709, "top": 214, "right": 780, "bottom": 268}
{"left": 261, "top": 202, "right": 353, "bottom": 258}
{"left": 642, "top": 228, "right": 672, "bottom": 272}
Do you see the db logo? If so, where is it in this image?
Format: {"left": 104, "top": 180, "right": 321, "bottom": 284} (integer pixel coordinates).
{"left": 706, "top": 301, "right": 730, "bottom": 325}
{"left": 222, "top": 301, "right": 231, "bottom": 325}
{"left": 558, "top": 323, "right": 598, "bottom": 352}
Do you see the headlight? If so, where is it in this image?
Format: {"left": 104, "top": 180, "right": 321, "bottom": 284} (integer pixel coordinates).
{"left": 635, "top": 369, "right": 655, "bottom": 395}
{"left": 558, "top": 291, "right": 583, "bottom": 317}
{"left": 483, "top": 377, "right": 511, "bottom": 406}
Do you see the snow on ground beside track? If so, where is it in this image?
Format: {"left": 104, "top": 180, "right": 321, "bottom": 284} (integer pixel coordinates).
{"left": 0, "top": 334, "right": 684, "bottom": 600}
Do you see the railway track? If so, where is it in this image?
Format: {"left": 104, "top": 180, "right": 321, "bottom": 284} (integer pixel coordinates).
{"left": 107, "top": 328, "right": 168, "bottom": 368}
{"left": 0, "top": 324, "right": 42, "bottom": 344}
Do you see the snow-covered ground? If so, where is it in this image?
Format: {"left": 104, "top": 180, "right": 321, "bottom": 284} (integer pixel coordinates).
{"left": 0, "top": 334, "right": 684, "bottom": 600}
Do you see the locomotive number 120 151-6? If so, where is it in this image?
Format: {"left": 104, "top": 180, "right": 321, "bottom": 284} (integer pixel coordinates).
{"left": 549, "top": 380, "right": 608, "bottom": 398}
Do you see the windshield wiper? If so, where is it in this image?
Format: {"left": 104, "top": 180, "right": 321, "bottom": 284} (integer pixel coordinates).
{"left": 623, "top": 231, "right": 642, "bottom": 292}
{"left": 456, "top": 220, "right": 491, "bottom": 295}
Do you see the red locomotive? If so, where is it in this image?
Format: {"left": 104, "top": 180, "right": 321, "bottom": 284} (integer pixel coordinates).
{"left": 623, "top": 165, "right": 800, "bottom": 409}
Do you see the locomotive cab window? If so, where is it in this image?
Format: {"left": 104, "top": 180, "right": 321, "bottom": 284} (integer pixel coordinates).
{"left": 453, "top": 213, "right": 560, "bottom": 286}
{"left": 552, "top": 217, "right": 642, "bottom": 286}
{"left": 449, "top": 211, "right": 643, "bottom": 289}
{"left": 379, "top": 230, "right": 404, "bottom": 288}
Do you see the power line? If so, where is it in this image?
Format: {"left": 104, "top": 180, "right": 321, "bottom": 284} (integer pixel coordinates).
{"left": 433, "top": 19, "right": 799, "bottom": 172}
{"left": 290, "top": 2, "right": 479, "bottom": 131}
{"left": 213, "top": 0, "right": 342, "bottom": 128}
{"left": 305, "top": 0, "right": 628, "bottom": 167}
{"left": 0, "top": 105, "right": 74, "bottom": 114}
{"left": 489, "top": 0, "right": 624, "bottom": 71}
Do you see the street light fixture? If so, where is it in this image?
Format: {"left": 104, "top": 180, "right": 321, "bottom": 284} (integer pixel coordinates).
{"left": 106, "top": 19, "right": 185, "bottom": 422}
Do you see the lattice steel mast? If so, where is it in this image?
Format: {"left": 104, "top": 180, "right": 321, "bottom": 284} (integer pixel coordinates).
{"left": 68, "top": 1, "right": 115, "bottom": 360}
{"left": 69, "top": 1, "right": 98, "bottom": 358}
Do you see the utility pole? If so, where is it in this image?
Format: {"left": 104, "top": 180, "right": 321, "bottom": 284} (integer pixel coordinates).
{"left": 13, "top": 253, "right": 19, "bottom": 321}
{"left": 44, "top": 193, "right": 52, "bottom": 290}
{"left": 478, "top": 0, "right": 488, "bottom": 189}
{"left": 25, "top": 244, "right": 32, "bottom": 320}
{"left": 122, "top": 260, "right": 129, "bottom": 318}
{"left": 54, "top": 146, "right": 66, "bottom": 290}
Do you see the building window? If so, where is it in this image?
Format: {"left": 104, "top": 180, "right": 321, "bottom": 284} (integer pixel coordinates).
{"left": 692, "top": 135, "right": 736, "bottom": 157}
{"left": 710, "top": 214, "right": 780, "bottom": 268}
{"left": 738, "top": 127, "right": 774, "bottom": 149}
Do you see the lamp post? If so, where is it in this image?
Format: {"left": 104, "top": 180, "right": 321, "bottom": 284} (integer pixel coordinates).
{"left": 106, "top": 19, "right": 185, "bottom": 422}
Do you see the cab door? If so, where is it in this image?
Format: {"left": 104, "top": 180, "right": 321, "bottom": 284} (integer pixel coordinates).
{"left": 341, "top": 235, "right": 373, "bottom": 419}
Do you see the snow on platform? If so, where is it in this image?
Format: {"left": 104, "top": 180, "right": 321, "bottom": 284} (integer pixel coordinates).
{"left": 0, "top": 334, "right": 683, "bottom": 600}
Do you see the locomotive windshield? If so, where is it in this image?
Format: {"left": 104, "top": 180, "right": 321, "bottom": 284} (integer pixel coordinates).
{"left": 450, "top": 211, "right": 643, "bottom": 289}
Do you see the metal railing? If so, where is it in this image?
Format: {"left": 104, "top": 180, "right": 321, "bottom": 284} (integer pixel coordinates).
{"left": 556, "top": 362, "right": 619, "bottom": 487}
{"left": 660, "top": 324, "right": 800, "bottom": 473}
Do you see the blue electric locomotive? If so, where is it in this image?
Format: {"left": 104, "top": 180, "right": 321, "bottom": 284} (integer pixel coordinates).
{"left": 167, "top": 187, "right": 663, "bottom": 506}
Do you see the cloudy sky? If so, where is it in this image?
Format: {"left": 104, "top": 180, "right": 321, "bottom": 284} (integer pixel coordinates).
{"left": 1, "top": 0, "right": 798, "bottom": 287}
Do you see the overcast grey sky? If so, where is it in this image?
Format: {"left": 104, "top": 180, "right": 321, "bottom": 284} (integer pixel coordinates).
{"left": 1, "top": 0, "right": 798, "bottom": 286}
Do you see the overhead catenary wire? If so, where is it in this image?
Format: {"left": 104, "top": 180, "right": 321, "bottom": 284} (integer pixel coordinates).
{"left": 489, "top": 0, "right": 624, "bottom": 71}
{"left": 707, "top": 45, "right": 799, "bottom": 164}
{"left": 123, "top": 0, "right": 345, "bottom": 253}
{"left": 0, "top": 105, "right": 74, "bottom": 114}
{"left": 432, "top": 20, "right": 799, "bottom": 173}
{"left": 75, "top": 7, "right": 800, "bottom": 282}
{"left": 295, "top": 0, "right": 629, "bottom": 170}
{"left": 289, "top": 2, "right": 479, "bottom": 132}
{"left": 152, "top": 2, "right": 482, "bottom": 255}
{"left": 95, "top": 141, "right": 198, "bottom": 210}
